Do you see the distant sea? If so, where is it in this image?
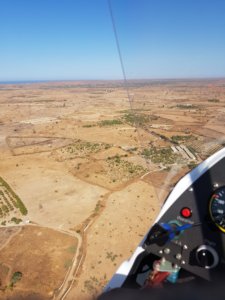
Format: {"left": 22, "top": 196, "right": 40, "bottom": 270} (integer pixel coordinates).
{"left": 0, "top": 80, "right": 49, "bottom": 85}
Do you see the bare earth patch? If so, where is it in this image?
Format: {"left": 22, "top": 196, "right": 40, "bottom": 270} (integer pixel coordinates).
{"left": 0, "top": 225, "right": 78, "bottom": 300}
{"left": 0, "top": 155, "right": 107, "bottom": 230}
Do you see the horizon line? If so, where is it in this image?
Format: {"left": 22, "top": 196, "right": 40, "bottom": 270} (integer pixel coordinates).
{"left": 1, "top": 76, "right": 225, "bottom": 85}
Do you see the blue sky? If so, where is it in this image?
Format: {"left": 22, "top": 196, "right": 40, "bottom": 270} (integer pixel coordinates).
{"left": 0, "top": 0, "right": 225, "bottom": 81}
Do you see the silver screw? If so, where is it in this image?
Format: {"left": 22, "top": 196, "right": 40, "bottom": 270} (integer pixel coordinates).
{"left": 176, "top": 253, "right": 182, "bottom": 260}
{"left": 164, "top": 248, "right": 171, "bottom": 254}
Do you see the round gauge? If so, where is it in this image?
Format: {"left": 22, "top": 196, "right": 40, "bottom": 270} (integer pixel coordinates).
{"left": 209, "top": 187, "right": 225, "bottom": 232}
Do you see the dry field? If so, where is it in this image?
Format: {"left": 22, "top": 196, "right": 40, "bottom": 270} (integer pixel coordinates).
{"left": 0, "top": 79, "right": 225, "bottom": 299}
{"left": 0, "top": 225, "right": 78, "bottom": 300}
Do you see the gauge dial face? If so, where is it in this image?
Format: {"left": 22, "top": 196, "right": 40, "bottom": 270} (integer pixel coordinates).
{"left": 209, "top": 187, "right": 225, "bottom": 232}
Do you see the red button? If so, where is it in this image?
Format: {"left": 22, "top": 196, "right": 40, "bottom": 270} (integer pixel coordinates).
{"left": 181, "top": 207, "right": 192, "bottom": 218}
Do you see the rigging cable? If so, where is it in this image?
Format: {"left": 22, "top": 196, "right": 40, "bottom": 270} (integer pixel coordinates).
{"left": 107, "top": 0, "right": 168, "bottom": 215}
{"left": 107, "top": 0, "right": 152, "bottom": 172}
{"left": 108, "top": 0, "right": 185, "bottom": 209}
{"left": 107, "top": 0, "right": 179, "bottom": 216}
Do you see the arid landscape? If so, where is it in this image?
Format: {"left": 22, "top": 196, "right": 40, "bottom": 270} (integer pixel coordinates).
{"left": 0, "top": 79, "right": 225, "bottom": 300}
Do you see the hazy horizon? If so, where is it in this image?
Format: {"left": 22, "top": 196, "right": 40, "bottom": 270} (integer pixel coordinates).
{"left": 1, "top": 76, "right": 225, "bottom": 85}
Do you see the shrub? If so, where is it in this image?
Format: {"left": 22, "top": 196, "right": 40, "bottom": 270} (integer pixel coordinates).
{"left": 99, "top": 119, "right": 123, "bottom": 126}
{"left": 10, "top": 271, "right": 22, "bottom": 287}
{"left": 208, "top": 99, "right": 220, "bottom": 103}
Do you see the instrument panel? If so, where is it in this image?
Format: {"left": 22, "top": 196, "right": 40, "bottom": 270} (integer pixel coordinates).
{"left": 144, "top": 156, "right": 225, "bottom": 281}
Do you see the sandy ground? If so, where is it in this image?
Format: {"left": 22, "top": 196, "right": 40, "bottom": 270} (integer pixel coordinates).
{"left": 0, "top": 153, "right": 107, "bottom": 231}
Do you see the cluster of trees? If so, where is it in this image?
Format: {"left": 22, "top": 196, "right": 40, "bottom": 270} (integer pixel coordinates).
{"left": 11, "top": 217, "right": 22, "bottom": 224}
{"left": 0, "top": 177, "right": 28, "bottom": 216}
{"left": 99, "top": 119, "right": 123, "bottom": 126}
{"left": 142, "top": 147, "right": 180, "bottom": 165}
{"left": 123, "top": 112, "right": 158, "bottom": 127}
{"left": 0, "top": 190, "right": 14, "bottom": 214}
